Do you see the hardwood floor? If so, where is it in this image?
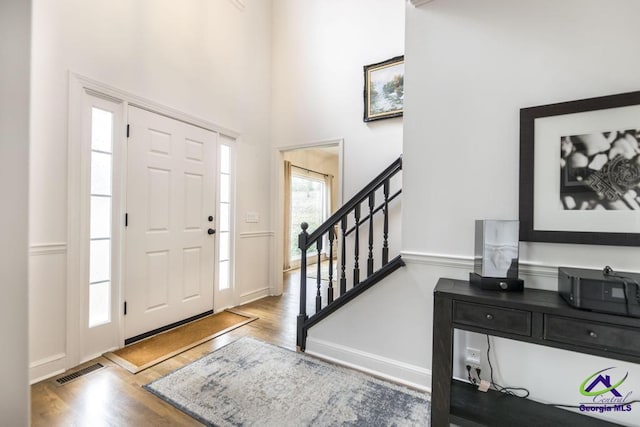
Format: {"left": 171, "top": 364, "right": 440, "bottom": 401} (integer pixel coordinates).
{"left": 31, "top": 272, "right": 303, "bottom": 426}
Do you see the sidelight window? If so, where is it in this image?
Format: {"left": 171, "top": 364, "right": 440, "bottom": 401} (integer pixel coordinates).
{"left": 218, "top": 143, "right": 233, "bottom": 290}
{"left": 88, "top": 107, "right": 114, "bottom": 327}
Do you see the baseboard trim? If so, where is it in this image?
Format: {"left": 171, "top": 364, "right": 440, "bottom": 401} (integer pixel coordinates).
{"left": 30, "top": 352, "right": 67, "bottom": 369}
{"left": 29, "top": 353, "right": 68, "bottom": 384}
{"left": 400, "top": 251, "right": 559, "bottom": 278}
{"left": 30, "top": 368, "right": 66, "bottom": 385}
{"left": 305, "top": 337, "right": 431, "bottom": 393}
{"left": 238, "top": 287, "right": 270, "bottom": 305}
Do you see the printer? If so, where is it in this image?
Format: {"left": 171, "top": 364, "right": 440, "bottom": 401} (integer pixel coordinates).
{"left": 558, "top": 266, "right": 640, "bottom": 318}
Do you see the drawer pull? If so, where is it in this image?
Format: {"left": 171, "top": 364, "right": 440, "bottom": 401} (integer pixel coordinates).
{"left": 588, "top": 330, "right": 598, "bottom": 339}
{"left": 453, "top": 301, "right": 531, "bottom": 336}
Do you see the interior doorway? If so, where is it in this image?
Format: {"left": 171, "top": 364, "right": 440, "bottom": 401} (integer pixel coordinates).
{"left": 279, "top": 143, "right": 342, "bottom": 297}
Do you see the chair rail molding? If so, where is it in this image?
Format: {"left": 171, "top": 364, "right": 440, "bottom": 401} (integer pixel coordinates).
{"left": 401, "top": 251, "right": 560, "bottom": 279}
{"left": 239, "top": 231, "right": 274, "bottom": 239}
{"left": 401, "top": 251, "right": 473, "bottom": 270}
{"left": 29, "top": 242, "right": 67, "bottom": 256}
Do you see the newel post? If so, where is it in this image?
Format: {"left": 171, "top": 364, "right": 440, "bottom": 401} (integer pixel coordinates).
{"left": 297, "top": 222, "right": 309, "bottom": 350}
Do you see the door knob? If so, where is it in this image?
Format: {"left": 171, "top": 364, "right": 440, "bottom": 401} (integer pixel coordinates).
{"left": 208, "top": 228, "right": 216, "bottom": 235}
{"left": 208, "top": 216, "right": 214, "bottom": 222}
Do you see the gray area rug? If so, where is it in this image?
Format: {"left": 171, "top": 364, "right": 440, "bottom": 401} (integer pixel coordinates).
{"left": 144, "top": 337, "right": 430, "bottom": 426}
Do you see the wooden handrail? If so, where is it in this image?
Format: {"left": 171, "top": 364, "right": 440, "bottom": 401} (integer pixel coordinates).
{"left": 301, "top": 156, "right": 402, "bottom": 248}
{"left": 345, "top": 189, "right": 402, "bottom": 237}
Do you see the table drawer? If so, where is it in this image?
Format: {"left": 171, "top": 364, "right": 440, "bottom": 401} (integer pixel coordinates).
{"left": 545, "top": 315, "right": 640, "bottom": 355}
{"left": 453, "top": 301, "right": 531, "bottom": 336}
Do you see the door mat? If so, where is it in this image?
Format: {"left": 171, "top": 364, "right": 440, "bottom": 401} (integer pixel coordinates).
{"left": 104, "top": 309, "right": 257, "bottom": 373}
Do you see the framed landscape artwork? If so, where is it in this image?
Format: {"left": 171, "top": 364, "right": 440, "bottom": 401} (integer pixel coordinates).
{"left": 363, "top": 55, "right": 404, "bottom": 122}
{"left": 519, "top": 90, "right": 640, "bottom": 246}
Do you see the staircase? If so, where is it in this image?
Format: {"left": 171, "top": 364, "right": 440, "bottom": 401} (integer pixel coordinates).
{"left": 297, "top": 157, "right": 404, "bottom": 350}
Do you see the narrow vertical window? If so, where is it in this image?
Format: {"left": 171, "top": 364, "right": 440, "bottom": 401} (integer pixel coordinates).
{"left": 89, "top": 107, "right": 113, "bottom": 327}
{"left": 218, "top": 144, "right": 232, "bottom": 290}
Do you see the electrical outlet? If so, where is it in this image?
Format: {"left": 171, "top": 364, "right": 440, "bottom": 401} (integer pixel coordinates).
{"left": 465, "top": 347, "right": 481, "bottom": 366}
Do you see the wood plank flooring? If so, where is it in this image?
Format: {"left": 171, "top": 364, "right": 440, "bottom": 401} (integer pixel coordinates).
{"left": 31, "top": 272, "right": 302, "bottom": 426}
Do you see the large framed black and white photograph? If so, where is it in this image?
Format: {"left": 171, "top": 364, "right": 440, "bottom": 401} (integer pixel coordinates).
{"left": 520, "top": 91, "right": 640, "bottom": 246}
{"left": 363, "top": 55, "right": 404, "bottom": 122}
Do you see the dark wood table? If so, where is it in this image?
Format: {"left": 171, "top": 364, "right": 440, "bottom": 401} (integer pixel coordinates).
{"left": 432, "top": 278, "right": 640, "bottom": 426}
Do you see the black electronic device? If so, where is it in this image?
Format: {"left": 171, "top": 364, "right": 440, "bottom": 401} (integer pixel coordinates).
{"left": 469, "top": 273, "right": 524, "bottom": 291}
{"left": 558, "top": 266, "right": 640, "bottom": 318}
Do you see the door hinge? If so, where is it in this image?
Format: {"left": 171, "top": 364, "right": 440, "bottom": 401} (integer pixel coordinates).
{"left": 125, "top": 213, "right": 128, "bottom": 227}
{"left": 126, "top": 124, "right": 130, "bottom": 138}
{"left": 124, "top": 301, "right": 127, "bottom": 316}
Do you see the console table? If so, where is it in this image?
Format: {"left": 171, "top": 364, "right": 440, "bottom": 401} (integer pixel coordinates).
{"left": 432, "top": 278, "right": 640, "bottom": 426}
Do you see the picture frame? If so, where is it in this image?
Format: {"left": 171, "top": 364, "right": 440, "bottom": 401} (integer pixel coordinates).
{"left": 519, "top": 90, "right": 640, "bottom": 246}
{"left": 363, "top": 55, "right": 404, "bottom": 122}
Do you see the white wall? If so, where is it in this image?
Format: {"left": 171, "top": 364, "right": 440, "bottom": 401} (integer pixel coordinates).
{"left": 30, "top": 0, "right": 273, "bottom": 381}
{"left": 399, "top": 1, "right": 640, "bottom": 425}
{"left": 271, "top": 0, "right": 405, "bottom": 199}
{"left": 0, "top": 0, "right": 31, "bottom": 423}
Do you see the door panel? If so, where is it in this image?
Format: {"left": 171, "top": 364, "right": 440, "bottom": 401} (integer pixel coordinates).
{"left": 125, "top": 106, "right": 217, "bottom": 339}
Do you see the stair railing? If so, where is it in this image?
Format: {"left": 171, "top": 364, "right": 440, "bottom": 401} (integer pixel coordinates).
{"left": 297, "top": 157, "right": 402, "bottom": 350}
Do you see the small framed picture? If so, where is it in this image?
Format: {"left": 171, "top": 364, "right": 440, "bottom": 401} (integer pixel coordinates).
{"left": 363, "top": 55, "right": 404, "bottom": 122}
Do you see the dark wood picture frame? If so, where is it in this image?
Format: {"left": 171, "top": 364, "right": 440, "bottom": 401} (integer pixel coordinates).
{"left": 519, "top": 90, "right": 640, "bottom": 246}
{"left": 363, "top": 55, "right": 404, "bottom": 122}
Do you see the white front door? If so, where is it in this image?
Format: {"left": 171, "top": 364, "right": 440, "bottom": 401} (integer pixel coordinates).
{"left": 125, "top": 106, "right": 217, "bottom": 340}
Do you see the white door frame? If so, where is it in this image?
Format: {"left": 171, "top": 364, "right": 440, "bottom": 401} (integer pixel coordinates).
{"left": 271, "top": 139, "right": 344, "bottom": 297}
{"left": 67, "top": 72, "right": 240, "bottom": 366}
